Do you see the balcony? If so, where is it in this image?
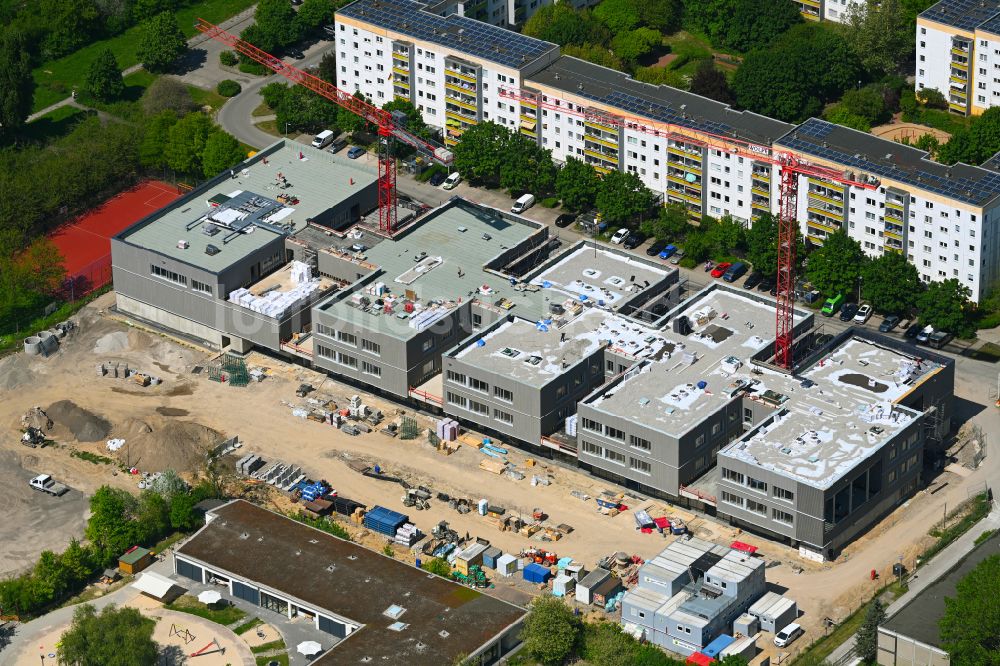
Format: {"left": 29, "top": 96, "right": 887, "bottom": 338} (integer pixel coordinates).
{"left": 584, "top": 147, "right": 619, "bottom": 164}
{"left": 885, "top": 198, "right": 904, "bottom": 211}
{"left": 751, "top": 184, "right": 770, "bottom": 197}
{"left": 668, "top": 143, "right": 701, "bottom": 158}
{"left": 808, "top": 218, "right": 838, "bottom": 233}
{"left": 445, "top": 94, "right": 477, "bottom": 112}
{"left": 585, "top": 132, "right": 618, "bottom": 150}
{"left": 807, "top": 205, "right": 844, "bottom": 220}
{"left": 668, "top": 172, "right": 700, "bottom": 187}
{"left": 808, "top": 190, "right": 844, "bottom": 207}
{"left": 751, "top": 199, "right": 770, "bottom": 211}
{"left": 445, "top": 79, "right": 477, "bottom": 95}
{"left": 444, "top": 67, "right": 476, "bottom": 84}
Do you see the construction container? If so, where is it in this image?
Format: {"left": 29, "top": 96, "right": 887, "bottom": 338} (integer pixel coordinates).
{"left": 703, "top": 634, "right": 735, "bottom": 659}
{"left": 564, "top": 563, "right": 585, "bottom": 581}
{"left": 481, "top": 546, "right": 502, "bottom": 570}
{"left": 576, "top": 567, "right": 611, "bottom": 605}
{"left": 733, "top": 613, "right": 758, "bottom": 637}
{"left": 496, "top": 554, "right": 518, "bottom": 577}
{"left": 686, "top": 652, "right": 713, "bottom": 666}
{"left": 363, "top": 506, "right": 409, "bottom": 537}
{"left": 455, "top": 543, "right": 489, "bottom": 576}
{"left": 748, "top": 592, "right": 798, "bottom": 633}
{"left": 523, "top": 563, "right": 552, "bottom": 584}
{"left": 552, "top": 574, "right": 576, "bottom": 597}
{"left": 118, "top": 546, "right": 153, "bottom": 575}
{"left": 590, "top": 576, "right": 623, "bottom": 607}
{"left": 720, "top": 635, "right": 756, "bottom": 660}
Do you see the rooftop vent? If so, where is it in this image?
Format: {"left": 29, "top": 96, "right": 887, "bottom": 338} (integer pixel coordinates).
{"left": 177, "top": 240, "right": 189, "bottom": 249}
{"left": 205, "top": 244, "right": 220, "bottom": 256}
{"left": 326, "top": 564, "right": 336, "bottom": 572}
{"left": 439, "top": 630, "right": 450, "bottom": 638}
{"left": 239, "top": 532, "right": 250, "bottom": 539}
{"left": 388, "top": 622, "right": 409, "bottom": 632}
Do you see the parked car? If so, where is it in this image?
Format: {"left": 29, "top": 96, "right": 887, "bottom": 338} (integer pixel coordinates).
{"left": 757, "top": 275, "right": 776, "bottom": 293}
{"left": 928, "top": 330, "right": 953, "bottom": 348}
{"left": 428, "top": 171, "right": 446, "bottom": 186}
{"left": 821, "top": 293, "right": 844, "bottom": 316}
{"left": 442, "top": 172, "right": 462, "bottom": 190}
{"left": 286, "top": 48, "right": 305, "bottom": 60}
{"left": 311, "top": 129, "right": 335, "bottom": 148}
{"left": 555, "top": 213, "right": 577, "bottom": 228}
{"left": 659, "top": 244, "right": 678, "bottom": 260}
{"left": 839, "top": 302, "right": 859, "bottom": 322}
{"left": 622, "top": 232, "right": 645, "bottom": 249}
{"left": 710, "top": 262, "right": 732, "bottom": 278}
{"left": 722, "top": 262, "right": 748, "bottom": 283}
{"left": 916, "top": 325, "right": 934, "bottom": 343}
{"left": 878, "top": 314, "right": 901, "bottom": 332}
{"left": 774, "top": 623, "right": 803, "bottom": 649}
{"left": 350, "top": 242, "right": 368, "bottom": 252}
{"left": 327, "top": 137, "right": 348, "bottom": 154}
{"left": 853, "top": 303, "right": 872, "bottom": 324}
{"left": 511, "top": 193, "right": 535, "bottom": 214}
{"left": 904, "top": 323, "right": 922, "bottom": 339}
{"left": 670, "top": 249, "right": 685, "bottom": 265}
{"left": 646, "top": 239, "right": 669, "bottom": 256}
{"left": 347, "top": 146, "right": 365, "bottom": 159}
{"left": 741, "top": 271, "right": 763, "bottom": 290}
{"left": 610, "top": 228, "right": 630, "bottom": 244}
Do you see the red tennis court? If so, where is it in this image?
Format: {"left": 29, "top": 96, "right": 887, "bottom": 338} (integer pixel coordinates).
{"left": 49, "top": 181, "right": 180, "bottom": 293}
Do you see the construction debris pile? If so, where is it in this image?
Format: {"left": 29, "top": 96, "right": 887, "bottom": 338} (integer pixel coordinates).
{"left": 96, "top": 360, "right": 162, "bottom": 387}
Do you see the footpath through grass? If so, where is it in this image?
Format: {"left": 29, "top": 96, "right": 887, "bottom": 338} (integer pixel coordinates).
{"left": 165, "top": 594, "right": 247, "bottom": 625}
{"left": 32, "top": 0, "right": 255, "bottom": 111}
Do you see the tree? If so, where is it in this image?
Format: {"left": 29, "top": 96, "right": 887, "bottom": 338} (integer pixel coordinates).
{"left": 59, "top": 603, "right": 158, "bottom": 666}
{"left": 253, "top": 0, "right": 302, "bottom": 53}
{"left": 317, "top": 50, "right": 338, "bottom": 83}
{"left": 689, "top": 60, "right": 733, "bottom": 104}
{"left": 704, "top": 215, "right": 746, "bottom": 257}
{"left": 804, "top": 230, "right": 867, "bottom": 298}
{"left": 596, "top": 170, "right": 656, "bottom": 226}
{"left": 520, "top": 597, "right": 581, "bottom": 666}
{"left": 916, "top": 87, "right": 948, "bottom": 110}
{"left": 683, "top": 0, "right": 801, "bottom": 53}
{"left": 85, "top": 48, "right": 124, "bottom": 102}
{"left": 500, "top": 137, "right": 557, "bottom": 197}
{"left": 338, "top": 91, "right": 375, "bottom": 135}
{"left": 137, "top": 12, "right": 186, "bottom": 73}
{"left": 165, "top": 112, "right": 214, "bottom": 177}
{"left": 0, "top": 29, "right": 35, "bottom": 139}
{"left": 140, "top": 110, "right": 179, "bottom": 169}
{"left": 382, "top": 99, "right": 430, "bottom": 139}
{"left": 141, "top": 76, "right": 196, "bottom": 115}
{"left": 580, "top": 621, "right": 644, "bottom": 666}
{"left": 168, "top": 492, "right": 200, "bottom": 531}
{"left": 84, "top": 486, "right": 142, "bottom": 564}
{"left": 452, "top": 121, "right": 511, "bottom": 185}
{"left": 861, "top": 251, "right": 922, "bottom": 315}
{"left": 132, "top": 0, "right": 176, "bottom": 21}
{"left": 16, "top": 238, "right": 67, "bottom": 295}
{"left": 296, "top": 0, "right": 336, "bottom": 33}
{"left": 938, "top": 107, "right": 1000, "bottom": 165}
{"left": 843, "top": 0, "right": 910, "bottom": 77}
{"left": 136, "top": 491, "right": 170, "bottom": 545}
{"left": 39, "top": 0, "right": 101, "bottom": 59}
{"left": 940, "top": 554, "right": 1000, "bottom": 665}
{"left": 611, "top": 27, "right": 661, "bottom": 65}
{"left": 825, "top": 104, "right": 872, "bottom": 132}
{"left": 640, "top": 203, "right": 689, "bottom": 240}
{"left": 593, "top": 0, "right": 641, "bottom": 34}
{"left": 746, "top": 213, "right": 779, "bottom": 275}
{"left": 201, "top": 131, "right": 245, "bottom": 178}
{"left": 854, "top": 599, "right": 886, "bottom": 663}
{"left": 523, "top": 4, "right": 608, "bottom": 47}
{"left": 562, "top": 44, "right": 623, "bottom": 71}
{"left": 60, "top": 539, "right": 95, "bottom": 585}
{"left": 555, "top": 158, "right": 600, "bottom": 213}
{"left": 638, "top": 0, "right": 682, "bottom": 33}
{"left": 918, "top": 278, "right": 974, "bottom": 337}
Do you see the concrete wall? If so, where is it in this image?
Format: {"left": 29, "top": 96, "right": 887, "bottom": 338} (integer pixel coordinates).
{"left": 878, "top": 628, "right": 950, "bottom": 666}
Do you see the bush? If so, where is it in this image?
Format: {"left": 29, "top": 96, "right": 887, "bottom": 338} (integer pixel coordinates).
{"left": 540, "top": 196, "right": 559, "bottom": 208}
{"left": 217, "top": 80, "right": 242, "bottom": 97}
{"left": 219, "top": 51, "right": 239, "bottom": 67}
{"left": 239, "top": 61, "right": 269, "bottom": 76}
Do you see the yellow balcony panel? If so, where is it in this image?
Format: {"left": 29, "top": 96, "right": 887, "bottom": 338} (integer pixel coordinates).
{"left": 393, "top": 93, "right": 411, "bottom": 102}
{"left": 585, "top": 133, "right": 618, "bottom": 150}
{"left": 808, "top": 191, "right": 845, "bottom": 207}
{"left": 951, "top": 47, "right": 970, "bottom": 58}
{"left": 751, "top": 185, "right": 769, "bottom": 197}
{"left": 592, "top": 164, "right": 612, "bottom": 174}
{"left": 808, "top": 218, "right": 839, "bottom": 233}
{"left": 584, "top": 119, "right": 617, "bottom": 131}
{"left": 883, "top": 229, "right": 903, "bottom": 240}
{"left": 751, "top": 200, "right": 770, "bottom": 212}
{"left": 807, "top": 176, "right": 844, "bottom": 190}
{"left": 446, "top": 95, "right": 477, "bottom": 111}
{"left": 807, "top": 234, "right": 827, "bottom": 245}
{"left": 668, "top": 173, "right": 700, "bottom": 187}
{"left": 885, "top": 199, "right": 904, "bottom": 210}
{"left": 668, "top": 144, "right": 701, "bottom": 158}
{"left": 883, "top": 245, "right": 904, "bottom": 254}
{"left": 584, "top": 148, "right": 618, "bottom": 164}
{"left": 807, "top": 205, "right": 843, "bottom": 220}
{"left": 446, "top": 110, "right": 477, "bottom": 126}
{"left": 445, "top": 68, "right": 476, "bottom": 84}
{"left": 445, "top": 80, "right": 478, "bottom": 95}
{"left": 667, "top": 159, "right": 701, "bottom": 174}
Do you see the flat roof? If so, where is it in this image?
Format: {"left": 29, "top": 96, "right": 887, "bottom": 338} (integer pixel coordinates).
{"left": 720, "top": 337, "right": 945, "bottom": 489}
{"left": 452, "top": 308, "right": 669, "bottom": 387}
{"left": 919, "top": 0, "right": 1000, "bottom": 31}
{"left": 528, "top": 243, "right": 670, "bottom": 311}
{"left": 528, "top": 56, "right": 794, "bottom": 147}
{"left": 337, "top": 0, "right": 558, "bottom": 69}
{"left": 586, "top": 288, "right": 791, "bottom": 436}
{"left": 776, "top": 118, "right": 1000, "bottom": 207}
{"left": 882, "top": 530, "right": 1000, "bottom": 648}
{"left": 176, "top": 501, "right": 526, "bottom": 665}
{"left": 318, "top": 200, "right": 546, "bottom": 339}
{"left": 119, "top": 141, "right": 378, "bottom": 273}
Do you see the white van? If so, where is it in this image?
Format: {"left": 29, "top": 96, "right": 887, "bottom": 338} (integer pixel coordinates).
{"left": 511, "top": 193, "right": 535, "bottom": 214}
{"left": 311, "top": 129, "right": 335, "bottom": 148}
{"left": 443, "top": 172, "right": 462, "bottom": 190}
{"left": 774, "top": 623, "right": 803, "bottom": 648}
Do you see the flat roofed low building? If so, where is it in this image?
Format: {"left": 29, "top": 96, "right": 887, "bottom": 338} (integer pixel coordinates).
{"left": 112, "top": 139, "right": 378, "bottom": 350}
{"left": 173, "top": 500, "right": 526, "bottom": 665}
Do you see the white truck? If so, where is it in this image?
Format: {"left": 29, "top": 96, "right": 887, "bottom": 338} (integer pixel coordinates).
{"left": 29, "top": 474, "right": 68, "bottom": 496}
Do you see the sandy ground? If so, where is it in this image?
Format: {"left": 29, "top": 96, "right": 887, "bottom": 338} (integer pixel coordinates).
{"left": 871, "top": 121, "right": 952, "bottom": 144}
{"left": 2, "top": 291, "right": 996, "bottom": 663}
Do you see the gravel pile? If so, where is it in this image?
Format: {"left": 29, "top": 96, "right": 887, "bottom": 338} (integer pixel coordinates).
{"left": 47, "top": 400, "right": 111, "bottom": 442}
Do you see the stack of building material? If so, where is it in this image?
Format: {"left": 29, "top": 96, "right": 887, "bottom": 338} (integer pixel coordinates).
{"left": 363, "top": 506, "right": 409, "bottom": 537}
{"left": 435, "top": 418, "right": 459, "bottom": 441}
{"left": 523, "top": 563, "right": 552, "bottom": 585}
{"left": 331, "top": 496, "right": 366, "bottom": 517}
{"left": 479, "top": 459, "right": 507, "bottom": 474}
{"left": 394, "top": 523, "right": 422, "bottom": 547}
{"left": 481, "top": 547, "right": 502, "bottom": 570}
{"left": 495, "top": 553, "right": 518, "bottom": 577}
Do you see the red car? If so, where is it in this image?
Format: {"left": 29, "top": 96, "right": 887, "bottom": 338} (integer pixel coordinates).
{"left": 710, "top": 262, "right": 732, "bottom": 278}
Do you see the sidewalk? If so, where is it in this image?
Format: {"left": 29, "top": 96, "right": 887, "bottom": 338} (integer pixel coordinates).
{"left": 824, "top": 506, "right": 999, "bottom": 664}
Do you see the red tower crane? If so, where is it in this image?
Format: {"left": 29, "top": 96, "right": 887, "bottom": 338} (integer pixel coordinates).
{"left": 498, "top": 87, "right": 878, "bottom": 368}
{"left": 195, "top": 19, "right": 453, "bottom": 236}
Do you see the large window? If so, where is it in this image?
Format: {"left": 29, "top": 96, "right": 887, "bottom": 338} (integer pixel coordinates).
{"left": 581, "top": 440, "right": 602, "bottom": 456}
{"left": 630, "top": 435, "right": 651, "bottom": 451}
{"left": 721, "top": 491, "right": 744, "bottom": 508}
{"left": 581, "top": 417, "right": 602, "bottom": 433}
{"left": 772, "top": 508, "right": 794, "bottom": 525}
{"left": 336, "top": 352, "right": 358, "bottom": 369}
{"left": 722, "top": 468, "right": 744, "bottom": 484}
{"left": 469, "top": 399, "right": 489, "bottom": 415}
{"left": 746, "top": 499, "right": 767, "bottom": 516}
{"left": 773, "top": 486, "right": 794, "bottom": 502}
{"left": 747, "top": 476, "right": 768, "bottom": 493}
{"left": 469, "top": 377, "right": 489, "bottom": 393}
{"left": 191, "top": 280, "right": 213, "bottom": 295}
{"left": 604, "top": 449, "right": 626, "bottom": 465}
{"left": 494, "top": 386, "right": 514, "bottom": 402}
{"left": 605, "top": 426, "right": 625, "bottom": 442}
{"left": 493, "top": 409, "right": 513, "bottom": 425}
{"left": 337, "top": 331, "right": 358, "bottom": 346}
{"left": 361, "top": 361, "right": 381, "bottom": 377}
{"left": 446, "top": 370, "right": 466, "bottom": 384}
{"left": 630, "top": 458, "right": 651, "bottom": 474}
{"left": 362, "top": 339, "right": 381, "bottom": 355}
{"left": 151, "top": 264, "right": 187, "bottom": 286}
{"left": 446, "top": 392, "right": 467, "bottom": 408}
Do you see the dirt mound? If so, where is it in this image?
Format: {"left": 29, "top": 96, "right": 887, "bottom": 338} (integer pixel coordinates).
{"left": 0, "top": 354, "right": 33, "bottom": 390}
{"left": 119, "top": 420, "right": 222, "bottom": 473}
{"left": 47, "top": 400, "right": 111, "bottom": 442}
{"left": 116, "top": 417, "right": 153, "bottom": 439}
{"left": 93, "top": 331, "right": 129, "bottom": 354}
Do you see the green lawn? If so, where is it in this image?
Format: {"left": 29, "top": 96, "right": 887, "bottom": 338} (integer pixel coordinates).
{"left": 20, "top": 105, "right": 93, "bottom": 143}
{"left": 32, "top": 0, "right": 256, "bottom": 112}
{"left": 256, "top": 119, "right": 282, "bottom": 137}
{"left": 252, "top": 101, "right": 273, "bottom": 117}
{"left": 189, "top": 85, "right": 230, "bottom": 113}
{"left": 250, "top": 639, "right": 287, "bottom": 654}
{"left": 165, "top": 595, "right": 247, "bottom": 625}
{"left": 233, "top": 617, "right": 265, "bottom": 635}
{"left": 792, "top": 603, "right": 867, "bottom": 665}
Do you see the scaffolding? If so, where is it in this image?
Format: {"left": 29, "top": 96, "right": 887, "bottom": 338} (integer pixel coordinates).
{"left": 207, "top": 353, "right": 251, "bottom": 387}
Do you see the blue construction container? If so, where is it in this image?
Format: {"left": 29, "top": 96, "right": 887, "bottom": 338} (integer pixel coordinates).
{"left": 702, "top": 634, "right": 735, "bottom": 658}
{"left": 363, "top": 506, "right": 409, "bottom": 536}
{"left": 523, "top": 563, "right": 552, "bottom": 584}
{"left": 481, "top": 547, "right": 502, "bottom": 569}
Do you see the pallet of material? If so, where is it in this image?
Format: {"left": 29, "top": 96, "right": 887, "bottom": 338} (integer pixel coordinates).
{"left": 479, "top": 459, "right": 507, "bottom": 474}
{"left": 519, "top": 524, "right": 541, "bottom": 537}
{"left": 459, "top": 433, "right": 484, "bottom": 448}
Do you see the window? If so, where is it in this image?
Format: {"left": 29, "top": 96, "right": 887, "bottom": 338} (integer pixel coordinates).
{"left": 722, "top": 468, "right": 744, "bottom": 484}
{"left": 446, "top": 370, "right": 466, "bottom": 385}
{"left": 630, "top": 458, "right": 651, "bottom": 474}
{"left": 493, "top": 409, "right": 513, "bottom": 424}
{"left": 604, "top": 449, "right": 626, "bottom": 465}
{"left": 773, "top": 508, "right": 794, "bottom": 525}
{"left": 316, "top": 344, "right": 335, "bottom": 359}
{"left": 605, "top": 426, "right": 625, "bottom": 441}
{"left": 773, "top": 486, "right": 794, "bottom": 502}
{"left": 315, "top": 323, "right": 333, "bottom": 337}
{"left": 746, "top": 499, "right": 767, "bottom": 516}
{"left": 446, "top": 392, "right": 467, "bottom": 408}
{"left": 422, "top": 338, "right": 435, "bottom": 352}
{"left": 150, "top": 265, "right": 186, "bottom": 286}
{"left": 721, "top": 491, "right": 744, "bottom": 507}
{"left": 581, "top": 440, "right": 602, "bottom": 456}
{"left": 336, "top": 352, "right": 357, "bottom": 369}
{"left": 581, "top": 418, "right": 602, "bottom": 433}
{"left": 191, "top": 280, "right": 212, "bottom": 295}
{"left": 491, "top": 386, "right": 514, "bottom": 403}
{"left": 337, "top": 331, "right": 358, "bottom": 346}
{"left": 362, "top": 339, "right": 381, "bottom": 355}
{"left": 361, "top": 361, "right": 381, "bottom": 377}
{"left": 695, "top": 434, "right": 705, "bottom": 447}
{"left": 469, "top": 377, "right": 489, "bottom": 393}
{"left": 747, "top": 476, "right": 768, "bottom": 493}
{"left": 629, "top": 435, "right": 651, "bottom": 451}
{"left": 711, "top": 422, "right": 721, "bottom": 435}
{"left": 468, "top": 400, "right": 489, "bottom": 416}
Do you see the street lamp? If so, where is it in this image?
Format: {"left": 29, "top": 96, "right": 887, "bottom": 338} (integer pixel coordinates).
{"left": 284, "top": 122, "right": 290, "bottom": 137}
{"left": 858, "top": 275, "right": 863, "bottom": 302}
